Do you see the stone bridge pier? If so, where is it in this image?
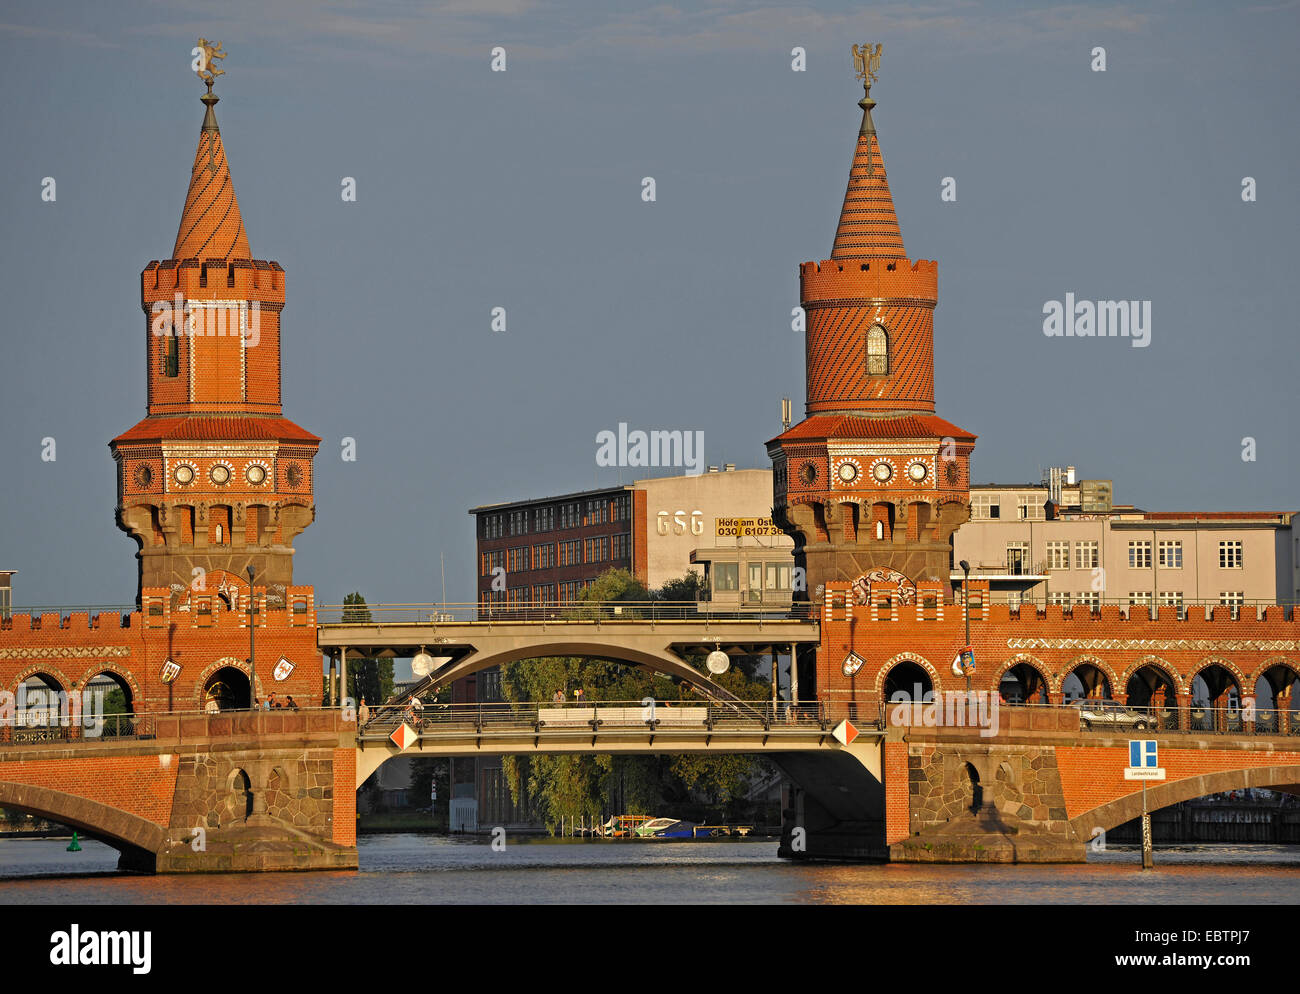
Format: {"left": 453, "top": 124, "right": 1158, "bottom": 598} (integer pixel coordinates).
{"left": 0, "top": 711, "right": 358, "bottom": 873}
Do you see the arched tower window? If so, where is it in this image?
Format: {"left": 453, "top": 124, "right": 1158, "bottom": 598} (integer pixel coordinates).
{"left": 162, "top": 326, "right": 179, "bottom": 378}
{"left": 866, "top": 324, "right": 889, "bottom": 376}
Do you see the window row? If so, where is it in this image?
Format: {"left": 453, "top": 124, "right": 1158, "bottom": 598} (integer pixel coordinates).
{"left": 480, "top": 535, "right": 632, "bottom": 575}
{"left": 1039, "top": 539, "right": 1244, "bottom": 571}
{"left": 1040, "top": 590, "right": 1245, "bottom": 613}
{"left": 712, "top": 562, "right": 794, "bottom": 594}
{"left": 480, "top": 495, "right": 633, "bottom": 539}
{"left": 971, "top": 493, "right": 1047, "bottom": 521}
{"left": 479, "top": 584, "right": 562, "bottom": 608}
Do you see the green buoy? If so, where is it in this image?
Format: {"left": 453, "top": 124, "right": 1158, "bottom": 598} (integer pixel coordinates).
{"left": 66, "top": 831, "right": 81, "bottom": 852}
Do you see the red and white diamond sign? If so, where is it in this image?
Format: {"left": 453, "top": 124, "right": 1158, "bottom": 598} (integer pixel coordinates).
{"left": 832, "top": 719, "right": 859, "bottom": 746}
{"left": 390, "top": 723, "right": 418, "bottom": 750}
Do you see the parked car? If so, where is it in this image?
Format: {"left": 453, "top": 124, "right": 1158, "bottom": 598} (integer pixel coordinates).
{"left": 1068, "top": 699, "right": 1154, "bottom": 731}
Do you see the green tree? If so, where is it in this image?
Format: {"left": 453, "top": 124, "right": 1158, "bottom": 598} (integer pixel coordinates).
{"left": 342, "top": 592, "right": 394, "bottom": 705}
{"left": 657, "top": 569, "right": 704, "bottom": 604}
{"left": 497, "top": 569, "right": 774, "bottom": 831}
{"left": 408, "top": 757, "right": 450, "bottom": 824}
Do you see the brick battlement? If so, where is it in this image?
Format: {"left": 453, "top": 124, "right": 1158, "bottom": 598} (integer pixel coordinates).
{"left": 1, "top": 587, "right": 315, "bottom": 635}
{"left": 800, "top": 257, "right": 938, "bottom": 303}
{"left": 0, "top": 587, "right": 316, "bottom": 636}
{"left": 824, "top": 581, "right": 1299, "bottom": 630}
{"left": 141, "top": 258, "right": 286, "bottom": 303}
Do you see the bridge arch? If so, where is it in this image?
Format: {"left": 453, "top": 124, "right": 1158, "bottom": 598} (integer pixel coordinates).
{"left": 875, "top": 653, "right": 941, "bottom": 699}
{"left": 415, "top": 641, "right": 749, "bottom": 709}
{"left": 0, "top": 780, "right": 163, "bottom": 863}
{"left": 1070, "top": 764, "right": 1300, "bottom": 838}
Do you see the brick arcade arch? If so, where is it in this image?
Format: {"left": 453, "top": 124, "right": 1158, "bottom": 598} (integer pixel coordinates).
{"left": 1249, "top": 656, "right": 1300, "bottom": 692}
{"left": 1118, "top": 655, "right": 1185, "bottom": 698}
{"left": 1061, "top": 655, "right": 1119, "bottom": 700}
{"left": 75, "top": 663, "right": 143, "bottom": 710}
{"left": 993, "top": 653, "right": 1053, "bottom": 702}
{"left": 1190, "top": 656, "right": 1247, "bottom": 701}
{"left": 10, "top": 664, "right": 73, "bottom": 695}
{"left": 193, "top": 656, "right": 266, "bottom": 710}
{"left": 874, "top": 652, "right": 941, "bottom": 698}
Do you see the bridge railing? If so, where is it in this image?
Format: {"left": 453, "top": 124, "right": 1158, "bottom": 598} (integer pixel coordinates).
{"left": 316, "top": 600, "right": 818, "bottom": 626}
{"left": 902, "top": 700, "right": 1300, "bottom": 738}
{"left": 0, "top": 707, "right": 348, "bottom": 747}
{"left": 357, "top": 699, "right": 854, "bottom": 738}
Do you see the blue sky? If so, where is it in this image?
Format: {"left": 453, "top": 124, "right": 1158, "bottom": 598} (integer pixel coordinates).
{"left": 1, "top": 0, "right": 1297, "bottom": 609}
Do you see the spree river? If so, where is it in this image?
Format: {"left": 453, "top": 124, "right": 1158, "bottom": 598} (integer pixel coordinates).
{"left": 0, "top": 836, "right": 1299, "bottom": 904}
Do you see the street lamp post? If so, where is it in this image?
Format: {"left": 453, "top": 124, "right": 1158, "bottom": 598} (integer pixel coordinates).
{"left": 959, "top": 560, "right": 971, "bottom": 693}
{"left": 246, "top": 564, "right": 257, "bottom": 708}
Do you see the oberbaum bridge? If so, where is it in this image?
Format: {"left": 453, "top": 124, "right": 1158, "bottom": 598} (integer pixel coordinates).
{"left": 3, "top": 45, "right": 1299, "bottom": 872}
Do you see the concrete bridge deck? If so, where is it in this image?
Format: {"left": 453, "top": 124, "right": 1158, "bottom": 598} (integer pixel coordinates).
{"left": 353, "top": 701, "right": 877, "bottom": 781}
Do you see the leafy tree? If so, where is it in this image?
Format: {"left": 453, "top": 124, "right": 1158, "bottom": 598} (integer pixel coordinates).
{"left": 657, "top": 569, "right": 704, "bottom": 604}
{"left": 408, "top": 758, "right": 451, "bottom": 821}
{"left": 497, "top": 569, "right": 775, "bottom": 831}
{"left": 102, "top": 687, "right": 129, "bottom": 715}
{"left": 341, "top": 592, "right": 394, "bottom": 705}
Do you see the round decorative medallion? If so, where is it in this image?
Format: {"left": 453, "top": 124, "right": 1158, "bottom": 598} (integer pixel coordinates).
{"left": 246, "top": 464, "right": 267, "bottom": 485}
{"left": 797, "top": 461, "right": 817, "bottom": 486}
{"left": 133, "top": 464, "right": 153, "bottom": 489}
{"left": 851, "top": 567, "right": 917, "bottom": 606}
{"left": 174, "top": 463, "right": 195, "bottom": 486}
{"left": 837, "top": 461, "right": 859, "bottom": 483}
{"left": 871, "top": 461, "right": 893, "bottom": 483}
{"left": 210, "top": 464, "right": 231, "bottom": 485}
{"left": 285, "top": 463, "right": 304, "bottom": 488}
{"left": 907, "top": 460, "right": 928, "bottom": 483}
{"left": 945, "top": 461, "right": 959, "bottom": 485}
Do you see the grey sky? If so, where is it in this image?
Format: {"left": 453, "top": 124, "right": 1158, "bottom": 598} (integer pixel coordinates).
{"left": 1, "top": 0, "right": 1297, "bottom": 610}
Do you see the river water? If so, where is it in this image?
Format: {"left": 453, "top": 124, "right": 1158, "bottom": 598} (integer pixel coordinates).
{"left": 0, "top": 836, "right": 1298, "bottom": 904}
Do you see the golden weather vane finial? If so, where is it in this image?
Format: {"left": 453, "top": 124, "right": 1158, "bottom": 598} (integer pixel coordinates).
{"left": 852, "top": 43, "right": 883, "bottom": 89}
{"left": 195, "top": 38, "right": 227, "bottom": 90}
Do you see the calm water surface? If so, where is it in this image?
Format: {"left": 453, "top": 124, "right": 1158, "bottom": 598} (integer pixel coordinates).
{"left": 0, "top": 835, "right": 1298, "bottom": 904}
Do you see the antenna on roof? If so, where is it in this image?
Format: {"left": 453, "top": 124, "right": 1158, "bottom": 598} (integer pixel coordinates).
{"left": 781, "top": 397, "right": 792, "bottom": 432}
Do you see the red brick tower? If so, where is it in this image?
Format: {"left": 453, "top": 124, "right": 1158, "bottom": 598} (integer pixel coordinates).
{"left": 768, "top": 49, "right": 976, "bottom": 603}
{"left": 111, "top": 75, "right": 319, "bottom": 607}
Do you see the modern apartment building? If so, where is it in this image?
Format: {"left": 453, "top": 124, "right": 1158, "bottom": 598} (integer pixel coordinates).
{"left": 953, "top": 472, "right": 1299, "bottom": 610}
{"left": 469, "top": 467, "right": 797, "bottom": 612}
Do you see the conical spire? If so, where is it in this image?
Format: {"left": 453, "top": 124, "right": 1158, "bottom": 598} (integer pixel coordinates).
{"left": 172, "top": 82, "right": 251, "bottom": 261}
{"left": 830, "top": 70, "right": 906, "bottom": 260}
